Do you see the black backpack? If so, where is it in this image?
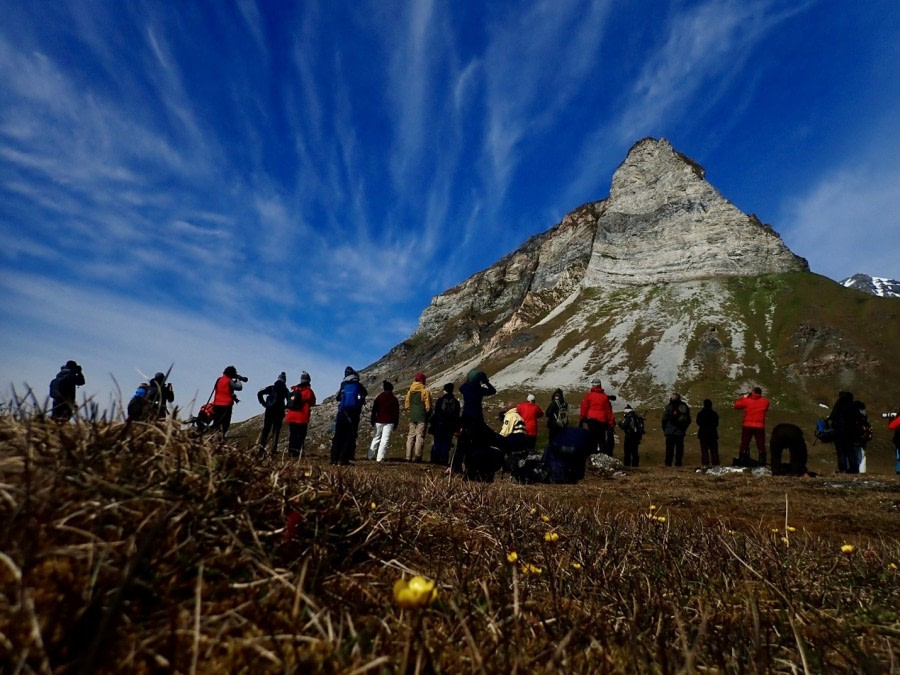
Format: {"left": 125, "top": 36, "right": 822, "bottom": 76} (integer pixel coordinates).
{"left": 286, "top": 388, "right": 304, "bottom": 411}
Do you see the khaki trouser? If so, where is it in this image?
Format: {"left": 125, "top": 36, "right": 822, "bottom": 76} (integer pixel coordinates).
{"left": 406, "top": 421, "right": 426, "bottom": 460}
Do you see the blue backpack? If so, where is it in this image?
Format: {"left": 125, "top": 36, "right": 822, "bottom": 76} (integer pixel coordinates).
{"left": 339, "top": 381, "right": 365, "bottom": 413}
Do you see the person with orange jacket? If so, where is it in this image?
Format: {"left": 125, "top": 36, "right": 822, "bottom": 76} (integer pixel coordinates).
{"left": 734, "top": 386, "right": 770, "bottom": 466}
{"left": 284, "top": 371, "right": 316, "bottom": 458}
{"left": 208, "top": 365, "right": 248, "bottom": 437}
{"left": 579, "top": 378, "right": 614, "bottom": 455}
{"left": 516, "top": 394, "right": 544, "bottom": 450}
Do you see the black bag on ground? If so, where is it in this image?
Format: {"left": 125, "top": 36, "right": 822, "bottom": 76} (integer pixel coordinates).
{"left": 543, "top": 427, "right": 591, "bottom": 484}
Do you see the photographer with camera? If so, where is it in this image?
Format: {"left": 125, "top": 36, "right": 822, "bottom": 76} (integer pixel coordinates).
{"left": 49, "top": 359, "right": 85, "bottom": 421}
{"left": 208, "top": 365, "right": 248, "bottom": 437}
{"left": 886, "top": 411, "right": 900, "bottom": 474}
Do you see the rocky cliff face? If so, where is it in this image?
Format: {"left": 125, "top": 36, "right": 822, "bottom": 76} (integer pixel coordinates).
{"left": 584, "top": 138, "right": 807, "bottom": 288}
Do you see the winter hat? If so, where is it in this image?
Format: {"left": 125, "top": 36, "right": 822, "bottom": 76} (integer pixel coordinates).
{"left": 414, "top": 372, "right": 426, "bottom": 383}
{"left": 624, "top": 404, "right": 633, "bottom": 412}
{"left": 66, "top": 360, "right": 79, "bottom": 369}
{"left": 527, "top": 394, "right": 535, "bottom": 402}
{"left": 591, "top": 378, "right": 602, "bottom": 387}
{"left": 443, "top": 383, "right": 454, "bottom": 394}
{"left": 703, "top": 399, "right": 712, "bottom": 408}
{"left": 344, "top": 366, "right": 355, "bottom": 377}
{"left": 468, "top": 369, "right": 481, "bottom": 382}
{"left": 300, "top": 371, "right": 311, "bottom": 384}
{"left": 277, "top": 372, "right": 287, "bottom": 383}
{"left": 224, "top": 365, "right": 238, "bottom": 377}
{"left": 383, "top": 380, "right": 394, "bottom": 391}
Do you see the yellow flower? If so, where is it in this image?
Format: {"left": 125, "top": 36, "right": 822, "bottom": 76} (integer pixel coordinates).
{"left": 786, "top": 526, "right": 796, "bottom": 532}
{"left": 649, "top": 505, "right": 657, "bottom": 511}
{"left": 889, "top": 563, "right": 898, "bottom": 570}
{"left": 780, "top": 537, "right": 789, "bottom": 544}
{"left": 570, "top": 562, "right": 582, "bottom": 571}
{"left": 771, "top": 528, "right": 779, "bottom": 533}
{"left": 544, "top": 531, "right": 559, "bottom": 542}
{"left": 530, "top": 508, "right": 537, "bottom": 515}
{"left": 521, "top": 563, "right": 543, "bottom": 575}
{"left": 393, "top": 575, "right": 438, "bottom": 609}
{"left": 726, "top": 529, "right": 736, "bottom": 535}
{"left": 506, "top": 551, "right": 518, "bottom": 564}
{"left": 841, "top": 544, "right": 855, "bottom": 554}
{"left": 540, "top": 514, "right": 550, "bottom": 523}
{"left": 655, "top": 516, "right": 666, "bottom": 523}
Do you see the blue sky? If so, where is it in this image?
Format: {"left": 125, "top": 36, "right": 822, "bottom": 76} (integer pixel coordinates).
{"left": 1, "top": 1, "right": 898, "bottom": 419}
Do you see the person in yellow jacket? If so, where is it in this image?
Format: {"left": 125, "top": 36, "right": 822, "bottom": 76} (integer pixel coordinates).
{"left": 405, "top": 373, "right": 432, "bottom": 462}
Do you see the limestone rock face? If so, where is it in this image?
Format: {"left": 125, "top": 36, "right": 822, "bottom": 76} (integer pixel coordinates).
{"left": 582, "top": 138, "right": 807, "bottom": 288}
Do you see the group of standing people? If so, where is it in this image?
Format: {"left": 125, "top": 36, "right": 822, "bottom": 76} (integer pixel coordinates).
{"left": 44, "top": 358, "right": 899, "bottom": 475}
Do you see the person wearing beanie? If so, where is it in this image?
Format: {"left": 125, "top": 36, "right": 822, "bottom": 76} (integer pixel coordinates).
{"left": 49, "top": 359, "right": 86, "bottom": 421}
{"left": 405, "top": 373, "right": 433, "bottom": 462}
{"left": 617, "top": 404, "right": 646, "bottom": 467}
{"left": 208, "top": 365, "right": 248, "bottom": 437}
{"left": 516, "top": 394, "right": 544, "bottom": 450}
{"left": 369, "top": 381, "right": 400, "bottom": 462}
{"left": 430, "top": 383, "right": 461, "bottom": 466}
{"left": 696, "top": 399, "right": 720, "bottom": 466}
{"left": 579, "top": 378, "right": 614, "bottom": 455}
{"left": 257, "top": 372, "right": 290, "bottom": 451}
{"left": 331, "top": 366, "right": 367, "bottom": 465}
{"left": 661, "top": 393, "right": 692, "bottom": 467}
{"left": 285, "top": 371, "right": 317, "bottom": 458}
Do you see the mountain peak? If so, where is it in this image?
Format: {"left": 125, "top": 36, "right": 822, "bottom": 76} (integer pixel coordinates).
{"left": 582, "top": 137, "right": 808, "bottom": 288}
{"left": 840, "top": 273, "right": 900, "bottom": 298}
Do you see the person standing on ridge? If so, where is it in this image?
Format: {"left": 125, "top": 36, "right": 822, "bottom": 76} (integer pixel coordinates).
{"left": 405, "top": 372, "right": 432, "bottom": 462}
{"left": 330, "top": 366, "right": 367, "bottom": 465}
{"left": 208, "top": 365, "right": 248, "bottom": 437}
{"left": 429, "top": 383, "right": 461, "bottom": 466}
{"left": 661, "top": 393, "right": 691, "bottom": 467}
{"left": 257, "top": 372, "right": 289, "bottom": 451}
{"left": 516, "top": 394, "right": 544, "bottom": 451}
{"left": 696, "top": 398, "right": 720, "bottom": 466}
{"left": 579, "top": 378, "right": 614, "bottom": 455}
{"left": 285, "top": 371, "right": 316, "bottom": 458}
{"left": 734, "top": 387, "right": 770, "bottom": 466}
{"left": 546, "top": 388, "right": 569, "bottom": 441}
{"left": 369, "top": 380, "right": 399, "bottom": 462}
{"left": 49, "top": 360, "right": 85, "bottom": 421}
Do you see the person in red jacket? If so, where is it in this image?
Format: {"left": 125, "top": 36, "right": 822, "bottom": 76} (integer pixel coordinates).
{"left": 209, "top": 365, "right": 248, "bottom": 437}
{"left": 284, "top": 371, "right": 316, "bottom": 458}
{"left": 888, "top": 413, "right": 900, "bottom": 474}
{"left": 734, "top": 387, "right": 770, "bottom": 466}
{"left": 516, "top": 394, "right": 545, "bottom": 450}
{"left": 368, "top": 380, "right": 400, "bottom": 462}
{"left": 579, "top": 378, "right": 614, "bottom": 455}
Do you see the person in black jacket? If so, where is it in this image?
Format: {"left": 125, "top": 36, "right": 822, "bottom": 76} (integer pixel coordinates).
{"left": 695, "top": 399, "right": 720, "bottom": 466}
{"left": 430, "top": 383, "right": 461, "bottom": 466}
{"left": 546, "top": 388, "right": 569, "bottom": 441}
{"left": 257, "top": 372, "right": 288, "bottom": 451}
{"left": 829, "top": 391, "right": 858, "bottom": 473}
{"left": 50, "top": 360, "right": 85, "bottom": 421}
{"left": 661, "top": 393, "right": 691, "bottom": 467}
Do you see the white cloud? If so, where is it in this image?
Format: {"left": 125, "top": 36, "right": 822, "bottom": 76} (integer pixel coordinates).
{"left": 780, "top": 163, "right": 900, "bottom": 281}
{"left": 0, "top": 274, "right": 344, "bottom": 422}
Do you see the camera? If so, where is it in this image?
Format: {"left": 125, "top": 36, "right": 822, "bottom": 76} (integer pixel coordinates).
{"left": 608, "top": 394, "right": 617, "bottom": 401}
{"left": 238, "top": 375, "right": 249, "bottom": 383}
{"left": 882, "top": 412, "right": 898, "bottom": 419}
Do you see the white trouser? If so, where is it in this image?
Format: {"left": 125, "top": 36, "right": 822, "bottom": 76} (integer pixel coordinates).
{"left": 369, "top": 422, "right": 395, "bottom": 461}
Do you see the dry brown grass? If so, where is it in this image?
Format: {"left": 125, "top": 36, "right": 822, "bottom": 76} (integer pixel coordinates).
{"left": 1, "top": 412, "right": 899, "bottom": 673}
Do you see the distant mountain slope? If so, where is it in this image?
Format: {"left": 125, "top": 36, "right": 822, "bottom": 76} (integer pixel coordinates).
{"left": 840, "top": 273, "right": 900, "bottom": 298}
